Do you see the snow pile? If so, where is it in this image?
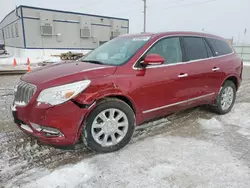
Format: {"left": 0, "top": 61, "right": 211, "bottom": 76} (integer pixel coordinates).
{"left": 243, "top": 61, "right": 250, "bottom": 66}
{"left": 197, "top": 117, "right": 224, "bottom": 136}
{"left": 41, "top": 57, "right": 61, "bottom": 64}
{"left": 237, "top": 128, "right": 250, "bottom": 137}
{"left": 0, "top": 56, "right": 61, "bottom": 66}
{"left": 221, "top": 103, "right": 250, "bottom": 138}
{"left": 198, "top": 117, "right": 223, "bottom": 130}
{"left": 6, "top": 136, "right": 250, "bottom": 188}
{"left": 0, "top": 64, "right": 38, "bottom": 71}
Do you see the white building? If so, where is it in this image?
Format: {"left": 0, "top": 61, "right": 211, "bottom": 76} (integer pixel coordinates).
{"left": 0, "top": 5, "right": 129, "bottom": 59}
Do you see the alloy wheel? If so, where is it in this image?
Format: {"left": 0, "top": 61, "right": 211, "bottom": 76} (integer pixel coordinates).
{"left": 221, "top": 86, "right": 234, "bottom": 111}
{"left": 91, "top": 108, "right": 129, "bottom": 147}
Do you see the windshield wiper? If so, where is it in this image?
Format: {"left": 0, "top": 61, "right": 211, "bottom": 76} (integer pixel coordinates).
{"left": 82, "top": 60, "right": 104, "bottom": 65}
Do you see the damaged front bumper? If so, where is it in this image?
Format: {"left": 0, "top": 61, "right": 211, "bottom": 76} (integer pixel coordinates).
{"left": 11, "top": 100, "right": 90, "bottom": 146}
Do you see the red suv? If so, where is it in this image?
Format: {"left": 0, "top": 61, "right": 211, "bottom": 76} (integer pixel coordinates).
{"left": 12, "top": 31, "right": 243, "bottom": 153}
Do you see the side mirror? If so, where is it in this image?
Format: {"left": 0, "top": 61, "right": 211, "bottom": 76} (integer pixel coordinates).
{"left": 143, "top": 54, "right": 165, "bottom": 65}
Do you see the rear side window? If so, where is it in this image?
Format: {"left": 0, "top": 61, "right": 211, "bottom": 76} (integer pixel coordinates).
{"left": 206, "top": 38, "right": 233, "bottom": 56}
{"left": 182, "top": 37, "right": 208, "bottom": 61}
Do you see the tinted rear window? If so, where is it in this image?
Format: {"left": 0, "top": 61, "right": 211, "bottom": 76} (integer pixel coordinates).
{"left": 206, "top": 38, "right": 233, "bottom": 56}
{"left": 182, "top": 37, "right": 208, "bottom": 61}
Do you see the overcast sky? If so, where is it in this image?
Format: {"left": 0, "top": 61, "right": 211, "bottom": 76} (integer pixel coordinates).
{"left": 1, "top": 0, "right": 250, "bottom": 43}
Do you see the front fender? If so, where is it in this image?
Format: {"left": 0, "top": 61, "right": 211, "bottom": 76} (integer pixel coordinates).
{"left": 73, "top": 80, "right": 141, "bottom": 112}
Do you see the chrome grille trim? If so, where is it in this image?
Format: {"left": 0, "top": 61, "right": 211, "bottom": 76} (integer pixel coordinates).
{"left": 14, "top": 81, "right": 37, "bottom": 107}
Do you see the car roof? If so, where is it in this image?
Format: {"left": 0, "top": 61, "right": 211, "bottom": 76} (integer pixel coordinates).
{"left": 120, "top": 31, "right": 225, "bottom": 40}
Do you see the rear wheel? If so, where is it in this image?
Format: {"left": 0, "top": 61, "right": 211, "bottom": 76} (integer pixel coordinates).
{"left": 211, "top": 80, "right": 236, "bottom": 114}
{"left": 82, "top": 98, "right": 135, "bottom": 153}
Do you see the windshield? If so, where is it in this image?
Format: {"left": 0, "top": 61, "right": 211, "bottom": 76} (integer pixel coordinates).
{"left": 81, "top": 36, "right": 151, "bottom": 66}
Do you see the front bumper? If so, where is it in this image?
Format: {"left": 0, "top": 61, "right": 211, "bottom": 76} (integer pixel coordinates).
{"left": 12, "top": 100, "right": 90, "bottom": 146}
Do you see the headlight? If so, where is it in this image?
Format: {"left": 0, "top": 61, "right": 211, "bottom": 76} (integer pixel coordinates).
{"left": 37, "top": 80, "right": 91, "bottom": 105}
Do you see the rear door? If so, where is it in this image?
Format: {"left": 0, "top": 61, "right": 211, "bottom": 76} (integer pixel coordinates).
{"left": 181, "top": 36, "right": 217, "bottom": 106}
{"left": 205, "top": 37, "right": 234, "bottom": 89}
{"left": 202, "top": 38, "right": 226, "bottom": 94}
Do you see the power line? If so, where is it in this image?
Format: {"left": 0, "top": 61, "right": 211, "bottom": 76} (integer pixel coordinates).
{"left": 149, "top": 0, "right": 187, "bottom": 7}
{"left": 164, "top": 0, "right": 218, "bottom": 10}
{"left": 150, "top": 0, "right": 218, "bottom": 11}
{"left": 106, "top": 1, "right": 142, "bottom": 15}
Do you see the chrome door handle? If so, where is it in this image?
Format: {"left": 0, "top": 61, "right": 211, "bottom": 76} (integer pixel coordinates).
{"left": 178, "top": 73, "right": 188, "bottom": 78}
{"left": 212, "top": 67, "right": 220, "bottom": 71}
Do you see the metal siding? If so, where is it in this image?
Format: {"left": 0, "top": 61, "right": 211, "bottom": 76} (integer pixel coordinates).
{"left": 22, "top": 7, "right": 129, "bottom": 49}
{"left": 0, "top": 29, "right": 3, "bottom": 44}
{"left": 20, "top": 5, "right": 128, "bottom": 21}
{"left": 0, "top": 7, "right": 25, "bottom": 48}
{"left": 91, "top": 25, "right": 111, "bottom": 43}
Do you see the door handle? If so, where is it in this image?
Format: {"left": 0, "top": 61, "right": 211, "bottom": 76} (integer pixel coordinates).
{"left": 212, "top": 67, "right": 220, "bottom": 71}
{"left": 178, "top": 73, "right": 188, "bottom": 78}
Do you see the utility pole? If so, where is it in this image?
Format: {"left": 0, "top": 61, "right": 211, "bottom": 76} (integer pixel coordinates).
{"left": 143, "top": 0, "right": 147, "bottom": 32}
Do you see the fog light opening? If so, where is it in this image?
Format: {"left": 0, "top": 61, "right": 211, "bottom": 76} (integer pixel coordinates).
{"left": 44, "top": 132, "right": 62, "bottom": 137}
{"left": 30, "top": 122, "right": 42, "bottom": 131}
{"left": 30, "top": 122, "right": 64, "bottom": 137}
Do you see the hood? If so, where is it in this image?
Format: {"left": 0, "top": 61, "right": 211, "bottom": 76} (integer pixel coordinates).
{"left": 21, "top": 61, "right": 117, "bottom": 87}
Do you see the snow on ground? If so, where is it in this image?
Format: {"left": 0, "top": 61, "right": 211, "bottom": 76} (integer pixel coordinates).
{"left": 221, "top": 103, "right": 250, "bottom": 138}
{"left": 4, "top": 102, "right": 250, "bottom": 188}
{"left": 6, "top": 136, "right": 250, "bottom": 188}
{"left": 1, "top": 67, "right": 250, "bottom": 187}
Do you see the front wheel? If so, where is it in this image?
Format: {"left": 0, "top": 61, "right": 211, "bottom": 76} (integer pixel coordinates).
{"left": 82, "top": 98, "right": 135, "bottom": 153}
{"left": 211, "top": 80, "right": 236, "bottom": 114}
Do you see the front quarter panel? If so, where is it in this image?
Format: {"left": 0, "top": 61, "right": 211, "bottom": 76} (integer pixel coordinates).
{"left": 73, "top": 75, "right": 141, "bottom": 112}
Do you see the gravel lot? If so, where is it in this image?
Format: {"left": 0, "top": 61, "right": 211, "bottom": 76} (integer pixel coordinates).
{"left": 0, "top": 67, "right": 250, "bottom": 188}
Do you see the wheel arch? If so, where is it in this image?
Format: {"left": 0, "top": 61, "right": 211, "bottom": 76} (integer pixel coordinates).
{"left": 222, "top": 75, "right": 240, "bottom": 91}
{"left": 97, "top": 95, "right": 137, "bottom": 114}
{"left": 76, "top": 94, "right": 138, "bottom": 143}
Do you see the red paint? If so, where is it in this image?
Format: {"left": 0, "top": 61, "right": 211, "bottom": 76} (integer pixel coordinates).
{"left": 14, "top": 31, "right": 243, "bottom": 146}
{"left": 143, "top": 54, "right": 165, "bottom": 65}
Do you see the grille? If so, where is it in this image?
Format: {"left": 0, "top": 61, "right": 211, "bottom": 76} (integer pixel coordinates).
{"left": 14, "top": 81, "right": 36, "bottom": 106}
{"left": 80, "top": 27, "right": 91, "bottom": 38}
{"left": 40, "top": 25, "right": 53, "bottom": 35}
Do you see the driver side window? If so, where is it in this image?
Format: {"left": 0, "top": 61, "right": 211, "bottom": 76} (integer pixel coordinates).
{"left": 146, "top": 37, "right": 183, "bottom": 65}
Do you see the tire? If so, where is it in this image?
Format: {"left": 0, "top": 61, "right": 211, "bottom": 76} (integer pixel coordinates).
{"left": 211, "top": 80, "right": 236, "bottom": 115}
{"left": 82, "top": 98, "right": 136, "bottom": 153}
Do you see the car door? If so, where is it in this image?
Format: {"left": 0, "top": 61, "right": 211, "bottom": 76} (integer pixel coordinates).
{"left": 181, "top": 36, "right": 217, "bottom": 107}
{"left": 205, "top": 37, "right": 232, "bottom": 91}
{"left": 132, "top": 37, "right": 193, "bottom": 122}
